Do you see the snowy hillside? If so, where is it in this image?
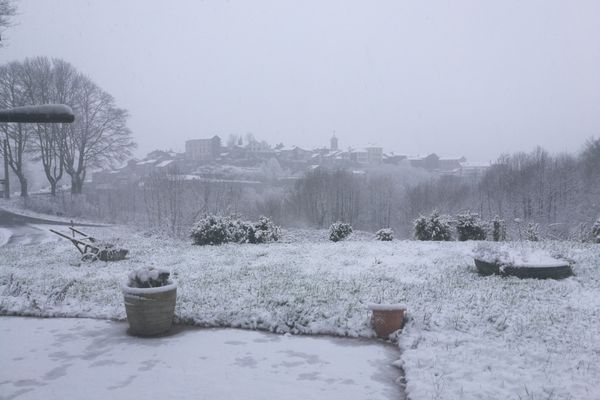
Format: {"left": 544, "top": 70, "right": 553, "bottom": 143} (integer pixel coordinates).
{"left": 1, "top": 227, "right": 599, "bottom": 400}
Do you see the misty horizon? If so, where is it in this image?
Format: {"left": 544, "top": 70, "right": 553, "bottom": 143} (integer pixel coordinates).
{"left": 2, "top": 0, "right": 600, "bottom": 162}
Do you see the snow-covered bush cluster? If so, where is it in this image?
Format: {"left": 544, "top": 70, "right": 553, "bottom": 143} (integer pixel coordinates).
{"left": 491, "top": 216, "right": 506, "bottom": 241}
{"left": 190, "top": 215, "right": 280, "bottom": 245}
{"left": 456, "top": 211, "right": 487, "bottom": 241}
{"left": 329, "top": 222, "right": 353, "bottom": 242}
{"left": 592, "top": 217, "right": 600, "bottom": 243}
{"left": 127, "top": 267, "right": 170, "bottom": 288}
{"left": 524, "top": 222, "right": 540, "bottom": 241}
{"left": 375, "top": 228, "right": 393, "bottom": 241}
{"left": 414, "top": 210, "right": 452, "bottom": 241}
{"left": 251, "top": 216, "right": 281, "bottom": 244}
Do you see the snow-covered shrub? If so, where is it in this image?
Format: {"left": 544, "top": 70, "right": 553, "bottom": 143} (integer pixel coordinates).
{"left": 375, "top": 228, "right": 394, "bottom": 241}
{"left": 329, "top": 222, "right": 353, "bottom": 242}
{"left": 191, "top": 215, "right": 281, "bottom": 245}
{"left": 414, "top": 210, "right": 452, "bottom": 241}
{"left": 491, "top": 216, "right": 506, "bottom": 242}
{"left": 592, "top": 218, "right": 600, "bottom": 244}
{"left": 248, "top": 216, "right": 281, "bottom": 244}
{"left": 190, "top": 215, "right": 234, "bottom": 245}
{"left": 524, "top": 222, "right": 540, "bottom": 241}
{"left": 127, "top": 267, "right": 170, "bottom": 289}
{"left": 456, "top": 211, "right": 487, "bottom": 241}
{"left": 414, "top": 215, "right": 429, "bottom": 240}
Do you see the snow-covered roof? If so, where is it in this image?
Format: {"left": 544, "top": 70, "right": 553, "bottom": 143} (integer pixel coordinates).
{"left": 439, "top": 156, "right": 466, "bottom": 161}
{"left": 136, "top": 159, "right": 158, "bottom": 166}
{"left": 171, "top": 175, "right": 262, "bottom": 184}
{"left": 460, "top": 161, "right": 491, "bottom": 168}
{"left": 156, "top": 160, "right": 174, "bottom": 168}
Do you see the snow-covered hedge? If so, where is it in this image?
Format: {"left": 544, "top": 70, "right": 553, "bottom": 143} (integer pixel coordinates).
{"left": 127, "top": 267, "right": 170, "bottom": 288}
{"left": 524, "top": 222, "right": 540, "bottom": 241}
{"left": 592, "top": 217, "right": 600, "bottom": 243}
{"left": 456, "top": 211, "right": 486, "bottom": 241}
{"left": 250, "top": 216, "right": 281, "bottom": 244}
{"left": 375, "top": 228, "right": 394, "bottom": 241}
{"left": 414, "top": 210, "right": 452, "bottom": 241}
{"left": 329, "top": 222, "right": 353, "bottom": 242}
{"left": 190, "top": 215, "right": 280, "bottom": 245}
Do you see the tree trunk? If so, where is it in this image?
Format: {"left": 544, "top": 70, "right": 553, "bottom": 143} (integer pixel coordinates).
{"left": 71, "top": 175, "right": 83, "bottom": 194}
{"left": 16, "top": 174, "right": 27, "bottom": 197}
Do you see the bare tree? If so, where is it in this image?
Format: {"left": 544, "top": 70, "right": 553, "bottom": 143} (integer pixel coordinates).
{"left": 0, "top": 0, "right": 17, "bottom": 48}
{"left": 0, "top": 62, "right": 32, "bottom": 196}
{"left": 19, "top": 57, "right": 66, "bottom": 195}
{"left": 61, "top": 73, "right": 135, "bottom": 194}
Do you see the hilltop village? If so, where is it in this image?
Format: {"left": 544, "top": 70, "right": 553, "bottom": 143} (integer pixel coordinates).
{"left": 92, "top": 135, "right": 490, "bottom": 190}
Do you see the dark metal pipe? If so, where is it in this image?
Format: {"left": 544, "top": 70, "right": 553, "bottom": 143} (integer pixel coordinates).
{"left": 0, "top": 104, "right": 75, "bottom": 123}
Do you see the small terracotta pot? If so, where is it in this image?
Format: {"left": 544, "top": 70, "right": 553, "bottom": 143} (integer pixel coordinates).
{"left": 368, "top": 304, "right": 406, "bottom": 338}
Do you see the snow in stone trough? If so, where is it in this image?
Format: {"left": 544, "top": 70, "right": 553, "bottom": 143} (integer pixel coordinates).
{"left": 1, "top": 226, "right": 599, "bottom": 400}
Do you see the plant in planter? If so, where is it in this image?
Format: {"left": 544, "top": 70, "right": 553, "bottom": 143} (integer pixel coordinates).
{"left": 122, "top": 267, "right": 177, "bottom": 336}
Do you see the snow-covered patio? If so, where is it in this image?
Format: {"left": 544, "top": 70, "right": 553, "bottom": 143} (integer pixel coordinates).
{"left": 0, "top": 317, "right": 403, "bottom": 400}
{"left": 1, "top": 222, "right": 600, "bottom": 399}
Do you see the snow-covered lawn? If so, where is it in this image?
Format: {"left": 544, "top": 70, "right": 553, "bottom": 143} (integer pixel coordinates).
{"left": 1, "top": 226, "right": 599, "bottom": 400}
{"left": 0, "top": 317, "right": 403, "bottom": 400}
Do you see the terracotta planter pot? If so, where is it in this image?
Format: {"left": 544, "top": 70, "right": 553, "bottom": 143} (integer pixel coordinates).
{"left": 368, "top": 304, "right": 406, "bottom": 339}
{"left": 122, "top": 282, "right": 177, "bottom": 337}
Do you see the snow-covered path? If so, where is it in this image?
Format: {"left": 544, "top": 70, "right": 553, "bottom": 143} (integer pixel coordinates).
{"left": 0, "top": 317, "right": 404, "bottom": 400}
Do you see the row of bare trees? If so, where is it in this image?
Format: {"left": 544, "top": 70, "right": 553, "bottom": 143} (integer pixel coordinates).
{"left": 403, "top": 140, "right": 600, "bottom": 239}
{"left": 0, "top": 57, "right": 135, "bottom": 196}
{"left": 285, "top": 165, "right": 430, "bottom": 234}
{"left": 279, "top": 140, "right": 599, "bottom": 239}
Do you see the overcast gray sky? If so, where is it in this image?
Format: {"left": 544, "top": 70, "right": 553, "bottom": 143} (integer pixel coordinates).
{"left": 2, "top": 0, "right": 599, "bottom": 161}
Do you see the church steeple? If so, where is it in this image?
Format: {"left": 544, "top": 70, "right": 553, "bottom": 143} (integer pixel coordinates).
{"left": 330, "top": 132, "right": 338, "bottom": 151}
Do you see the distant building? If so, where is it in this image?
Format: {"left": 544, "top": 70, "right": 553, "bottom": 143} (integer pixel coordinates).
{"left": 408, "top": 153, "right": 439, "bottom": 171}
{"left": 349, "top": 148, "right": 369, "bottom": 164}
{"left": 438, "top": 156, "right": 466, "bottom": 171}
{"left": 246, "top": 140, "right": 272, "bottom": 153}
{"left": 330, "top": 134, "right": 338, "bottom": 151}
{"left": 349, "top": 146, "right": 383, "bottom": 165}
{"left": 408, "top": 153, "right": 468, "bottom": 172}
{"left": 185, "top": 135, "right": 221, "bottom": 162}
{"left": 366, "top": 146, "right": 383, "bottom": 164}
{"left": 276, "top": 145, "right": 312, "bottom": 162}
{"left": 383, "top": 153, "right": 407, "bottom": 165}
{"left": 457, "top": 161, "right": 491, "bottom": 179}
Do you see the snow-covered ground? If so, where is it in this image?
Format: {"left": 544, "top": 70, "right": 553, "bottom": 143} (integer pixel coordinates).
{"left": 0, "top": 317, "right": 403, "bottom": 400}
{"left": 0, "top": 227, "right": 11, "bottom": 247}
{"left": 1, "top": 225, "right": 599, "bottom": 400}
